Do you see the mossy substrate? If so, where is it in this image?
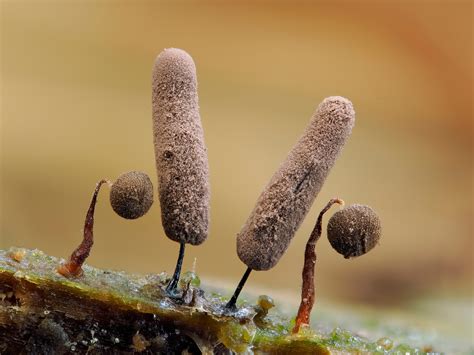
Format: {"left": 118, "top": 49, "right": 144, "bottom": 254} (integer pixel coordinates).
{"left": 0, "top": 248, "right": 426, "bottom": 354}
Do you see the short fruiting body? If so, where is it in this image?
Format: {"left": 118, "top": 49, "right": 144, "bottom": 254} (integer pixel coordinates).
{"left": 152, "top": 48, "right": 210, "bottom": 246}
{"left": 237, "top": 96, "right": 355, "bottom": 271}
{"left": 327, "top": 204, "right": 381, "bottom": 258}
{"left": 110, "top": 171, "right": 154, "bottom": 220}
{"left": 59, "top": 172, "right": 153, "bottom": 279}
{"left": 293, "top": 201, "right": 381, "bottom": 333}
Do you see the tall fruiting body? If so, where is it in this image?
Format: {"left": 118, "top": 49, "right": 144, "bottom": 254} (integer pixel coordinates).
{"left": 227, "top": 96, "right": 355, "bottom": 309}
{"left": 237, "top": 96, "right": 355, "bottom": 271}
{"left": 152, "top": 48, "right": 210, "bottom": 292}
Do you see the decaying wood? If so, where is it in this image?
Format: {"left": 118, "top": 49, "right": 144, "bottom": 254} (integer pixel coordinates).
{"left": 0, "top": 247, "right": 428, "bottom": 354}
{"left": 0, "top": 248, "right": 328, "bottom": 354}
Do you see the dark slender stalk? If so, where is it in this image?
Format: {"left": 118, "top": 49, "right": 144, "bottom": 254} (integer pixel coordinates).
{"left": 292, "top": 198, "right": 344, "bottom": 333}
{"left": 225, "top": 267, "right": 252, "bottom": 310}
{"left": 166, "top": 241, "right": 186, "bottom": 293}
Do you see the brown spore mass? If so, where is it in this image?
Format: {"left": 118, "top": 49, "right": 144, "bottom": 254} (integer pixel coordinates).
{"left": 327, "top": 204, "right": 381, "bottom": 258}
{"left": 237, "top": 97, "right": 355, "bottom": 270}
{"left": 152, "top": 48, "right": 210, "bottom": 245}
{"left": 110, "top": 171, "right": 154, "bottom": 220}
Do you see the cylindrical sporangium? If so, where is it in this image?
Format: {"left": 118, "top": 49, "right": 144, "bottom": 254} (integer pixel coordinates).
{"left": 152, "top": 48, "right": 210, "bottom": 245}
{"left": 237, "top": 97, "right": 355, "bottom": 270}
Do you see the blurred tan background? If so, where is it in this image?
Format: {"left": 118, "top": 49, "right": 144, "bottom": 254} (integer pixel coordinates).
{"left": 1, "top": 1, "right": 472, "bottom": 309}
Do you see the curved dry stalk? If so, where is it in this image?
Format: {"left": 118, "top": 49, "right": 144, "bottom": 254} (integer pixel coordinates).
{"left": 57, "top": 179, "right": 109, "bottom": 278}
{"left": 293, "top": 198, "right": 344, "bottom": 334}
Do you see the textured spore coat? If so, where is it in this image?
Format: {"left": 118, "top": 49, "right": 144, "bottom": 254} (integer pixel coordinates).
{"left": 237, "top": 97, "right": 355, "bottom": 270}
{"left": 152, "top": 48, "right": 210, "bottom": 245}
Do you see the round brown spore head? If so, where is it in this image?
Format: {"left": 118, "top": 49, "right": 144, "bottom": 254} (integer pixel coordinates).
{"left": 327, "top": 204, "right": 381, "bottom": 258}
{"left": 152, "top": 48, "right": 210, "bottom": 245}
{"left": 110, "top": 171, "right": 154, "bottom": 219}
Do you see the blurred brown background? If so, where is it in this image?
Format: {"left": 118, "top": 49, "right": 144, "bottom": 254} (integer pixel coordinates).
{"left": 1, "top": 1, "right": 472, "bottom": 310}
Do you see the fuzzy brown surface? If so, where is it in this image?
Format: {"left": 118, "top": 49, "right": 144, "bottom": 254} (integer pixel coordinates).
{"left": 152, "top": 48, "right": 210, "bottom": 246}
{"left": 327, "top": 204, "right": 381, "bottom": 258}
{"left": 109, "top": 171, "right": 154, "bottom": 220}
{"left": 237, "top": 97, "right": 355, "bottom": 270}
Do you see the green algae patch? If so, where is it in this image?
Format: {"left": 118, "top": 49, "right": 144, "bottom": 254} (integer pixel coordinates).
{"left": 0, "top": 248, "right": 427, "bottom": 353}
